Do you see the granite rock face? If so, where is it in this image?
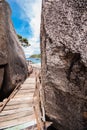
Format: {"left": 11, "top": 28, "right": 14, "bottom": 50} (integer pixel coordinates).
{"left": 0, "top": 0, "right": 28, "bottom": 100}
{"left": 41, "top": 0, "right": 87, "bottom": 130}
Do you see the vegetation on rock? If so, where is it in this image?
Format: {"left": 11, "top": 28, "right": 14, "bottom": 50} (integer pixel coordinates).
{"left": 30, "top": 54, "right": 41, "bottom": 59}
{"left": 17, "top": 34, "right": 30, "bottom": 47}
{"left": 0, "top": 1, "right": 28, "bottom": 101}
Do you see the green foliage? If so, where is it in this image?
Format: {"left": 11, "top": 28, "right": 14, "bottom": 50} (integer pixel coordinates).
{"left": 17, "top": 34, "right": 22, "bottom": 39}
{"left": 30, "top": 54, "right": 41, "bottom": 59}
{"left": 22, "top": 38, "right": 28, "bottom": 45}
{"left": 17, "top": 34, "right": 30, "bottom": 47}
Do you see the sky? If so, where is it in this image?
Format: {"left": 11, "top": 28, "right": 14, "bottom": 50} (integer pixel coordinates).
{"left": 6, "top": 0, "right": 42, "bottom": 57}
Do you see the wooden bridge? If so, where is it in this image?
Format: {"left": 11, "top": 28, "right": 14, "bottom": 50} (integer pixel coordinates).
{"left": 0, "top": 70, "right": 52, "bottom": 130}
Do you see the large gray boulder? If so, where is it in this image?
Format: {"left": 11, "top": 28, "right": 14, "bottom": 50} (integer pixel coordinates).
{"left": 0, "top": 0, "right": 28, "bottom": 100}
{"left": 41, "top": 0, "right": 87, "bottom": 130}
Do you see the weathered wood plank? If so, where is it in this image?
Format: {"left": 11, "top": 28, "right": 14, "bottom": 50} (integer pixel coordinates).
{"left": 7, "top": 99, "right": 33, "bottom": 106}
{"left": 4, "top": 103, "right": 33, "bottom": 111}
{"left": 20, "top": 89, "right": 34, "bottom": 92}
{"left": 0, "top": 110, "right": 33, "bottom": 122}
{"left": 22, "top": 83, "right": 35, "bottom": 86}
{"left": 15, "top": 94, "right": 34, "bottom": 98}
{"left": 24, "top": 79, "right": 35, "bottom": 83}
{"left": 9, "top": 97, "right": 33, "bottom": 101}
{"left": 15, "top": 91, "right": 34, "bottom": 95}
{"left": 0, "top": 114, "right": 35, "bottom": 129}
{"left": 23, "top": 82, "right": 35, "bottom": 85}
{"left": 17, "top": 90, "right": 34, "bottom": 94}
{"left": 0, "top": 107, "right": 33, "bottom": 116}
{"left": 21, "top": 83, "right": 35, "bottom": 86}
{"left": 0, "top": 77, "right": 36, "bottom": 129}
{"left": 20, "top": 88, "right": 35, "bottom": 91}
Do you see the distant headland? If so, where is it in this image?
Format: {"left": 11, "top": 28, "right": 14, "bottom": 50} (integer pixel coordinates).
{"left": 29, "top": 54, "right": 41, "bottom": 59}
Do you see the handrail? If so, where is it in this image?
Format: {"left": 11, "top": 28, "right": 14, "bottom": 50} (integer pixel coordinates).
{"left": 0, "top": 82, "right": 22, "bottom": 112}
{"left": 33, "top": 71, "right": 47, "bottom": 130}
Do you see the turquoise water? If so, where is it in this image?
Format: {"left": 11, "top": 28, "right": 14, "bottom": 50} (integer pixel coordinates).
{"left": 26, "top": 57, "right": 41, "bottom": 64}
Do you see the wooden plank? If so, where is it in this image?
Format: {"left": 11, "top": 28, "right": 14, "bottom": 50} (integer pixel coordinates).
{"left": 20, "top": 86, "right": 35, "bottom": 89}
{"left": 0, "top": 77, "right": 36, "bottom": 129}
{"left": 7, "top": 99, "right": 33, "bottom": 106}
{"left": 0, "top": 83, "right": 21, "bottom": 112}
{"left": 14, "top": 95, "right": 33, "bottom": 99}
{"left": 11, "top": 96, "right": 33, "bottom": 103}
{"left": 17, "top": 90, "right": 34, "bottom": 96}
{"left": 23, "top": 80, "right": 35, "bottom": 83}
{"left": 4, "top": 103, "right": 33, "bottom": 111}
{"left": 24, "top": 81, "right": 35, "bottom": 83}
{"left": 0, "top": 114, "right": 35, "bottom": 129}
{"left": 24, "top": 79, "right": 35, "bottom": 82}
{"left": 15, "top": 91, "right": 34, "bottom": 95}
{"left": 14, "top": 95, "right": 33, "bottom": 100}
{"left": 23, "top": 81, "right": 35, "bottom": 84}
{"left": 17, "top": 90, "right": 34, "bottom": 94}
{"left": 21, "top": 83, "right": 35, "bottom": 85}
{"left": 20, "top": 87, "right": 35, "bottom": 90}
{"left": 21, "top": 82, "right": 35, "bottom": 87}
{"left": 9, "top": 97, "right": 33, "bottom": 102}
{"left": 15, "top": 93, "right": 34, "bottom": 97}
{"left": 0, "top": 107, "right": 33, "bottom": 116}
{"left": 5, "top": 121, "right": 37, "bottom": 130}
{"left": 23, "top": 79, "right": 35, "bottom": 81}
{"left": 24, "top": 78, "right": 35, "bottom": 81}
{"left": 18, "top": 88, "right": 34, "bottom": 92}
{"left": 0, "top": 110, "right": 33, "bottom": 122}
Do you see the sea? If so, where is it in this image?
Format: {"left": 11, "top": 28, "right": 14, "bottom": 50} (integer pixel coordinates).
{"left": 26, "top": 57, "right": 41, "bottom": 64}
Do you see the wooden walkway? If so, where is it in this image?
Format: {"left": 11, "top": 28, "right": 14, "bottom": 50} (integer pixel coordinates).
{"left": 0, "top": 77, "right": 36, "bottom": 129}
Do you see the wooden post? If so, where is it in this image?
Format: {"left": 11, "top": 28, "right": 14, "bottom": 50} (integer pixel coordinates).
{"left": 33, "top": 105, "right": 41, "bottom": 130}
{"left": 33, "top": 71, "right": 47, "bottom": 130}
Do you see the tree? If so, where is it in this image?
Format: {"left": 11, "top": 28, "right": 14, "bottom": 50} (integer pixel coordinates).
{"left": 17, "top": 34, "right": 30, "bottom": 47}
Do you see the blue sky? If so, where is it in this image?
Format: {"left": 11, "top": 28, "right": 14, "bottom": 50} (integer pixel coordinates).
{"left": 6, "top": 0, "right": 42, "bottom": 57}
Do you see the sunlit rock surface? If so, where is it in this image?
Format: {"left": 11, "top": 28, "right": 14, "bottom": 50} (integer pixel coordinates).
{"left": 41, "top": 0, "right": 87, "bottom": 130}
{"left": 0, "top": 0, "right": 28, "bottom": 100}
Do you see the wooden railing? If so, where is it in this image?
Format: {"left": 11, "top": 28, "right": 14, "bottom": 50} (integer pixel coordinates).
{"left": 0, "top": 69, "right": 52, "bottom": 129}
{"left": 0, "top": 82, "right": 21, "bottom": 112}
{"left": 33, "top": 72, "right": 47, "bottom": 130}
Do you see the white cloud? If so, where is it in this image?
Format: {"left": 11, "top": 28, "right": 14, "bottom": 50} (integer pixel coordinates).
{"left": 15, "top": 0, "right": 42, "bottom": 57}
{"left": 22, "top": 39, "right": 40, "bottom": 58}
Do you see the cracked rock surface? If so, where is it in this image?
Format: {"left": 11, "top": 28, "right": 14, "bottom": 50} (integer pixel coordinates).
{"left": 41, "top": 0, "right": 87, "bottom": 130}
{"left": 0, "top": 0, "right": 28, "bottom": 100}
